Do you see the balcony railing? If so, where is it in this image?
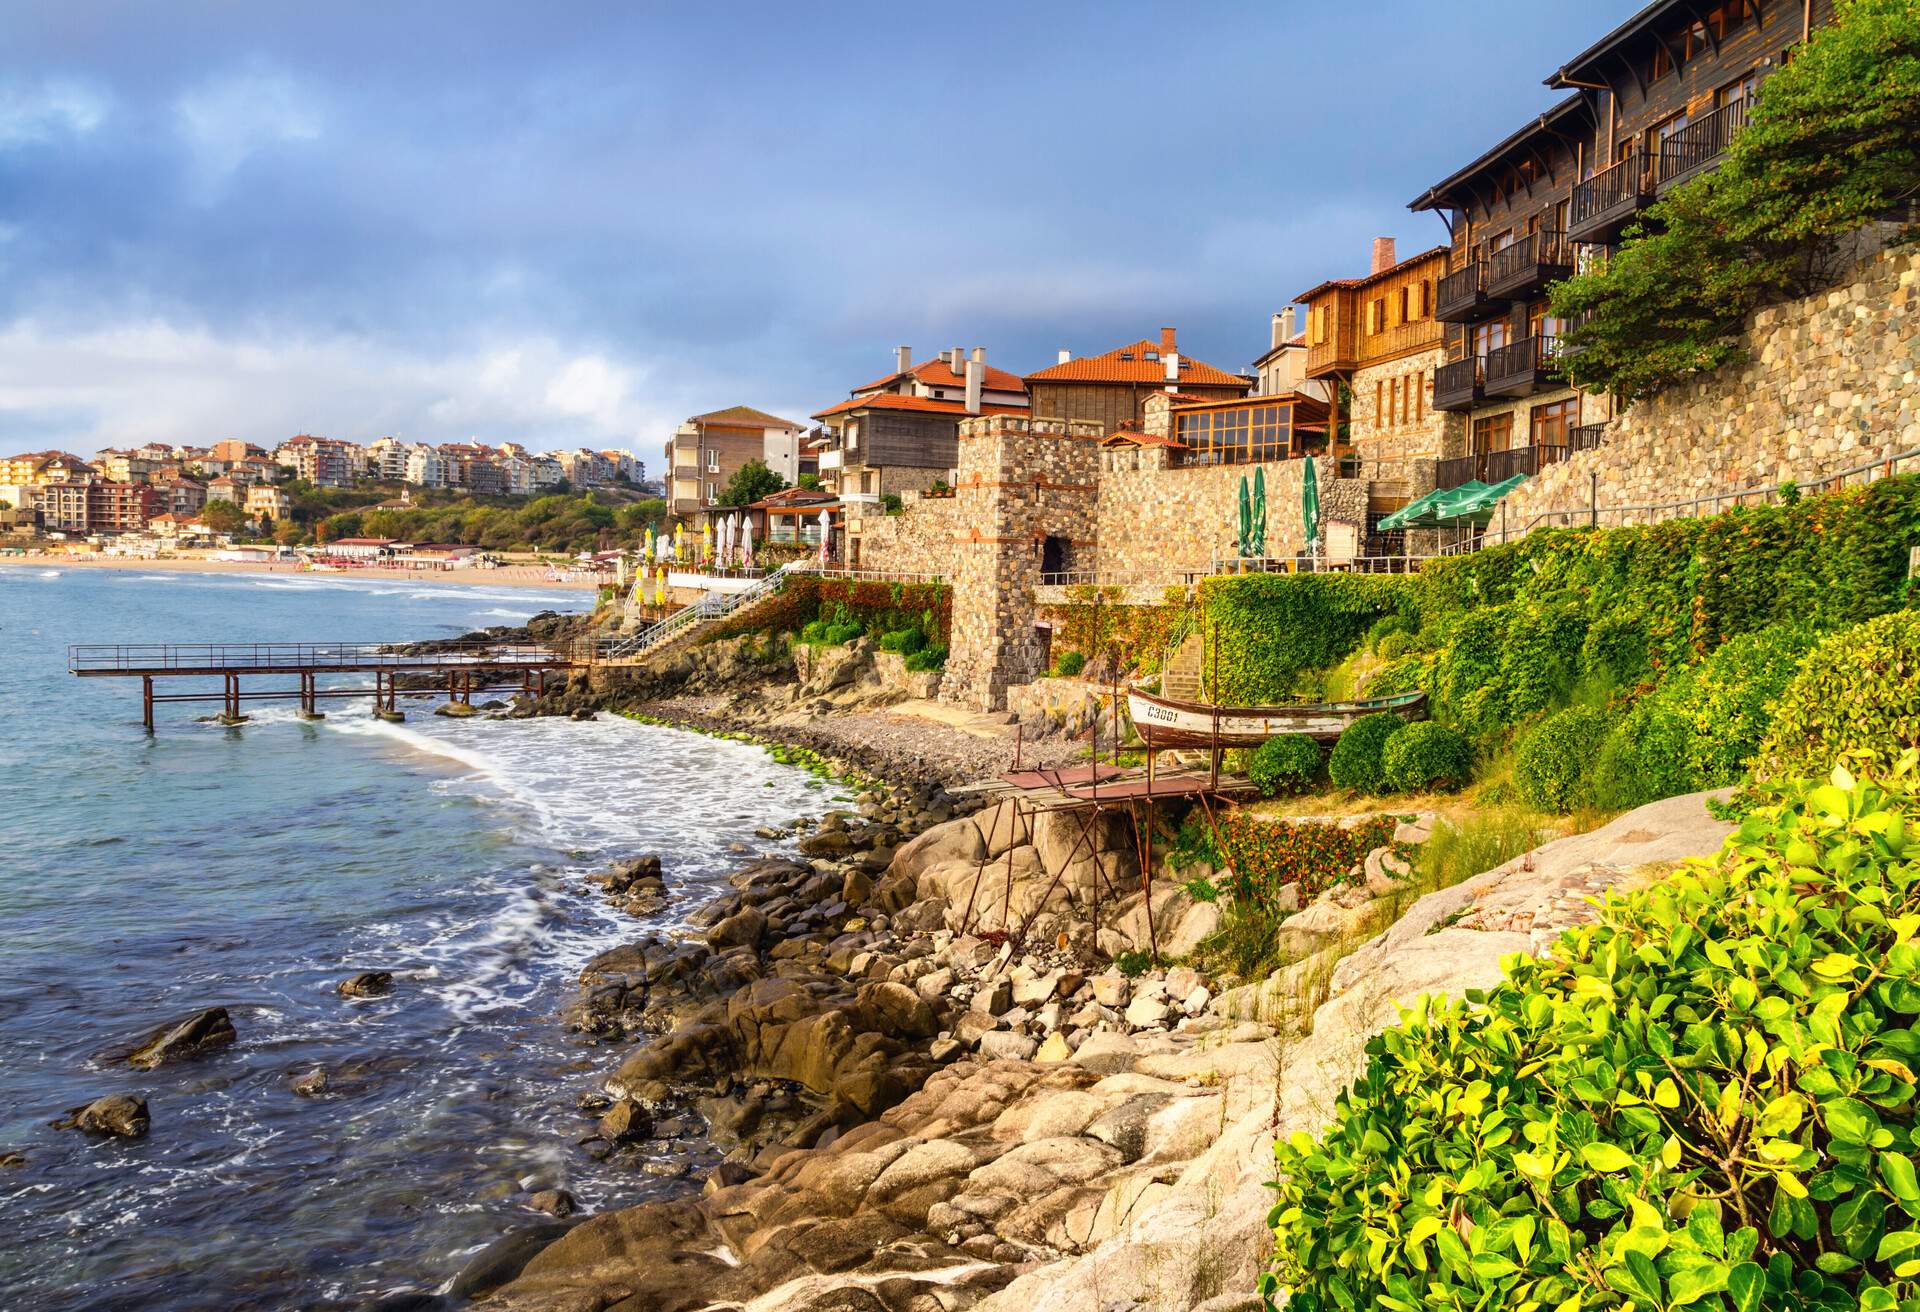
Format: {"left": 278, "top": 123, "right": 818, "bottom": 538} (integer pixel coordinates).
{"left": 1359, "top": 317, "right": 1445, "bottom": 363}
{"left": 1435, "top": 443, "right": 1571, "bottom": 491}
{"left": 1569, "top": 151, "right": 1655, "bottom": 244}
{"left": 1484, "top": 334, "right": 1562, "bottom": 398}
{"left": 1433, "top": 356, "right": 1483, "bottom": 412}
{"left": 1485, "top": 230, "right": 1576, "bottom": 301}
{"left": 1435, "top": 262, "right": 1502, "bottom": 323}
{"left": 1569, "top": 422, "right": 1608, "bottom": 453}
{"left": 1656, "top": 99, "right": 1749, "bottom": 191}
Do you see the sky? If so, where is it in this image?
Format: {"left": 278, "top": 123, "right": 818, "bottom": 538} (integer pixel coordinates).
{"left": 0, "top": 1, "right": 1644, "bottom": 461}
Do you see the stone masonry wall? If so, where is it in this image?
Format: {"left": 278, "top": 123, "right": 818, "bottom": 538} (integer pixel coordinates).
{"left": 940, "top": 416, "right": 1103, "bottom": 711}
{"left": 1504, "top": 249, "right": 1920, "bottom": 530}
{"left": 846, "top": 490, "right": 962, "bottom": 577}
{"left": 1093, "top": 460, "right": 1369, "bottom": 577}
{"left": 1350, "top": 346, "right": 1462, "bottom": 501}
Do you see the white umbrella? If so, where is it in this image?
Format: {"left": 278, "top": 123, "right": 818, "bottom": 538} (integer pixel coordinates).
{"left": 817, "top": 508, "right": 831, "bottom": 563}
{"left": 741, "top": 514, "right": 755, "bottom": 568}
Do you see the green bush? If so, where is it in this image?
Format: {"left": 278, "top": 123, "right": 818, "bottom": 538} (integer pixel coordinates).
{"left": 1381, "top": 721, "right": 1474, "bottom": 794}
{"left": 904, "top": 644, "right": 946, "bottom": 673}
{"left": 876, "top": 626, "right": 926, "bottom": 655}
{"left": 1760, "top": 609, "right": 1920, "bottom": 782}
{"left": 1366, "top": 613, "right": 1414, "bottom": 652}
{"left": 1200, "top": 571, "right": 1411, "bottom": 703}
{"left": 1249, "top": 734, "right": 1322, "bottom": 797}
{"left": 1512, "top": 704, "right": 1609, "bottom": 813}
{"left": 1580, "top": 609, "right": 1653, "bottom": 688}
{"left": 1591, "top": 622, "right": 1819, "bottom": 810}
{"left": 1328, "top": 713, "right": 1404, "bottom": 794}
{"left": 1266, "top": 759, "right": 1920, "bottom": 1312}
{"left": 1052, "top": 651, "right": 1086, "bottom": 677}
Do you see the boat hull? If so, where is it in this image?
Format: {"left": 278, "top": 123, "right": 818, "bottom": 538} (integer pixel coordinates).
{"left": 1125, "top": 688, "right": 1426, "bottom": 749}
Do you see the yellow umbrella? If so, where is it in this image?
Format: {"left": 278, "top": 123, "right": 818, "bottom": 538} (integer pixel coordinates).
{"left": 701, "top": 521, "right": 712, "bottom": 565}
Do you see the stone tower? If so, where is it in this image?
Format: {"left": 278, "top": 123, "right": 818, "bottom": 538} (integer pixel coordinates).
{"left": 939, "top": 414, "right": 1104, "bottom": 711}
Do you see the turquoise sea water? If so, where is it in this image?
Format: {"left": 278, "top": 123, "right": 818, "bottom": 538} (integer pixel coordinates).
{"left": 0, "top": 567, "right": 832, "bottom": 1311}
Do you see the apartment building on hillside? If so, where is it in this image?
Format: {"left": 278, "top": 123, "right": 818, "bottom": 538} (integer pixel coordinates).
{"left": 664, "top": 406, "right": 806, "bottom": 517}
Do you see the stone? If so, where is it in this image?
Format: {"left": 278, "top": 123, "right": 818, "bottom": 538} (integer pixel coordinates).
{"left": 955, "top": 1010, "right": 1002, "bottom": 1046}
{"left": 977, "top": 977, "right": 1013, "bottom": 1015}
{"left": 598, "top": 1099, "right": 653, "bottom": 1143}
{"left": 1034, "top": 1032, "right": 1073, "bottom": 1063}
{"left": 337, "top": 971, "right": 394, "bottom": 998}
{"left": 977, "top": 1032, "right": 1039, "bottom": 1062}
{"left": 1161, "top": 900, "right": 1221, "bottom": 957}
{"left": 1124, "top": 995, "right": 1171, "bottom": 1029}
{"left": 291, "top": 1068, "right": 329, "bottom": 1097}
{"left": 1012, "top": 971, "right": 1062, "bottom": 1007}
{"left": 53, "top": 1094, "right": 149, "bottom": 1139}
{"left": 1089, "top": 973, "right": 1130, "bottom": 1007}
{"left": 127, "top": 1008, "right": 236, "bottom": 1069}
{"left": 705, "top": 907, "right": 768, "bottom": 950}
{"left": 1070, "top": 1031, "right": 1141, "bottom": 1075}
{"left": 914, "top": 968, "right": 956, "bottom": 1004}
{"left": 526, "top": 1188, "right": 577, "bottom": 1217}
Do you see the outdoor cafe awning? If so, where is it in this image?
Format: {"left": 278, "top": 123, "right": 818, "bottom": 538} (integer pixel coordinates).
{"left": 1375, "top": 473, "right": 1528, "bottom": 532}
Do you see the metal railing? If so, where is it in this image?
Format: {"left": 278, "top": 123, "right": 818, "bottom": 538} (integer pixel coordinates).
{"left": 1485, "top": 333, "right": 1561, "bottom": 389}
{"left": 598, "top": 561, "right": 802, "bottom": 663}
{"left": 1657, "top": 100, "right": 1749, "bottom": 189}
{"left": 1568, "top": 422, "right": 1608, "bottom": 452}
{"left": 1486, "top": 230, "right": 1574, "bottom": 290}
{"left": 1436, "top": 442, "right": 1572, "bottom": 491}
{"left": 1570, "top": 151, "right": 1653, "bottom": 235}
{"left": 69, "top": 640, "right": 584, "bottom": 674}
{"left": 1434, "top": 355, "right": 1483, "bottom": 407}
{"left": 1435, "top": 262, "right": 1490, "bottom": 317}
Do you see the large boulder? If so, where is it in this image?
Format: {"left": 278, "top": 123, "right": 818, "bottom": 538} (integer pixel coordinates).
{"left": 127, "top": 1008, "right": 236, "bottom": 1069}
{"left": 53, "top": 1094, "right": 149, "bottom": 1139}
{"left": 891, "top": 818, "right": 987, "bottom": 887}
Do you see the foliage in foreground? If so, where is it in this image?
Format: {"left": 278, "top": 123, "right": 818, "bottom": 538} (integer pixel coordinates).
{"left": 1762, "top": 610, "right": 1920, "bottom": 783}
{"left": 1267, "top": 757, "right": 1920, "bottom": 1312}
{"left": 1250, "top": 734, "right": 1323, "bottom": 797}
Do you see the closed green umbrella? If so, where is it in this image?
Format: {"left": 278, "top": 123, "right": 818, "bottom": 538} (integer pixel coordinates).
{"left": 1302, "top": 456, "right": 1321, "bottom": 555}
{"left": 1252, "top": 466, "right": 1267, "bottom": 558}
{"left": 1236, "top": 475, "right": 1252, "bottom": 558}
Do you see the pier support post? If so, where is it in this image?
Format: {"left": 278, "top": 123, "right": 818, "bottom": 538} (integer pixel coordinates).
{"left": 298, "top": 672, "right": 324, "bottom": 720}
{"left": 218, "top": 672, "right": 248, "bottom": 726}
{"left": 142, "top": 675, "right": 154, "bottom": 733}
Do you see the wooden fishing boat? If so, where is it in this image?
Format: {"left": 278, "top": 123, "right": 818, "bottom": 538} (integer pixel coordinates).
{"left": 1125, "top": 686, "right": 1426, "bottom": 749}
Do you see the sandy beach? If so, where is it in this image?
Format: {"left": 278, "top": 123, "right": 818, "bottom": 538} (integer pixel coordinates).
{"left": 0, "top": 551, "right": 605, "bottom": 591}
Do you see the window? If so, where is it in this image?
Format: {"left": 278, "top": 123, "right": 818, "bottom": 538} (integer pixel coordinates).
{"left": 1416, "top": 372, "right": 1426, "bottom": 424}
{"left": 1683, "top": 17, "right": 1710, "bottom": 60}
{"left": 1650, "top": 111, "right": 1691, "bottom": 154}
{"left": 1470, "top": 319, "right": 1510, "bottom": 358}
{"left": 705, "top": 449, "right": 719, "bottom": 472}
{"left": 1375, "top": 380, "right": 1384, "bottom": 422}
{"left": 1144, "top": 349, "right": 1159, "bottom": 361}
{"left": 1531, "top": 398, "right": 1579, "bottom": 448}
{"left": 1396, "top": 287, "right": 1411, "bottom": 324}
{"left": 1472, "top": 412, "right": 1514, "bottom": 454}
{"left": 1402, "top": 374, "right": 1415, "bottom": 424}
{"left": 1719, "top": 69, "right": 1759, "bottom": 112}
{"left": 1367, "top": 299, "right": 1385, "bottom": 334}
{"left": 1170, "top": 402, "right": 1293, "bottom": 468}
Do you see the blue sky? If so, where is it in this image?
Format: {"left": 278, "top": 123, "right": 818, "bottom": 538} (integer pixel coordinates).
{"left": 0, "top": 1, "right": 1641, "bottom": 460}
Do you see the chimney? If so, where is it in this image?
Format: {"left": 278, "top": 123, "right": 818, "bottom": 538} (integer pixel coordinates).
{"left": 1164, "top": 351, "right": 1180, "bottom": 383}
{"left": 950, "top": 347, "right": 965, "bottom": 373}
{"left": 971, "top": 346, "right": 985, "bottom": 366}
{"left": 1057, "top": 349, "right": 1071, "bottom": 365}
{"left": 1271, "top": 314, "right": 1286, "bottom": 350}
{"left": 1282, "top": 306, "right": 1297, "bottom": 341}
{"left": 1371, "top": 237, "right": 1396, "bottom": 275}
{"left": 965, "top": 358, "right": 983, "bottom": 414}
{"left": 1160, "top": 327, "right": 1177, "bottom": 356}
{"left": 896, "top": 345, "right": 912, "bottom": 374}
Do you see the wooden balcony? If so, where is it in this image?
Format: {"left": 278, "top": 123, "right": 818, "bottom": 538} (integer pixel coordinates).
{"left": 1435, "top": 262, "right": 1503, "bottom": 324}
{"left": 1435, "top": 443, "right": 1571, "bottom": 490}
{"left": 1433, "top": 356, "right": 1483, "bottom": 412}
{"left": 1569, "top": 152, "right": 1654, "bottom": 244}
{"left": 1484, "top": 334, "right": 1562, "bottom": 399}
{"left": 1569, "top": 422, "right": 1608, "bottom": 453}
{"left": 1485, "top": 230, "right": 1575, "bottom": 302}
{"left": 1656, "top": 100, "right": 1749, "bottom": 193}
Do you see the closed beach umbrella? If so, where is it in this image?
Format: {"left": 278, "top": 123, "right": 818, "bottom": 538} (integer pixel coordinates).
{"left": 718, "top": 517, "right": 732, "bottom": 568}
{"left": 1302, "top": 456, "right": 1321, "bottom": 555}
{"left": 1252, "top": 466, "right": 1268, "bottom": 558}
{"left": 742, "top": 515, "right": 755, "bottom": 566}
{"left": 818, "top": 508, "right": 831, "bottom": 562}
{"left": 673, "top": 523, "right": 683, "bottom": 562}
{"left": 1236, "top": 475, "right": 1251, "bottom": 558}
{"left": 701, "top": 520, "right": 712, "bottom": 565}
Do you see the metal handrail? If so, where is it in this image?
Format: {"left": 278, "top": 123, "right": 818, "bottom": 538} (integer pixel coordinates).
{"left": 68, "top": 640, "right": 579, "bottom": 673}
{"left": 598, "top": 560, "right": 803, "bottom": 662}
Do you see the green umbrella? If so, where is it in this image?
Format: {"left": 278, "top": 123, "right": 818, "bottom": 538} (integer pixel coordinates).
{"left": 1251, "top": 466, "right": 1267, "bottom": 558}
{"left": 1302, "top": 456, "right": 1321, "bottom": 554}
{"left": 1236, "top": 475, "right": 1252, "bottom": 558}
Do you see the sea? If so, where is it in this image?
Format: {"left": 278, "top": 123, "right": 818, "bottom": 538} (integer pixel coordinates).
{"left": 0, "top": 566, "right": 838, "bottom": 1311}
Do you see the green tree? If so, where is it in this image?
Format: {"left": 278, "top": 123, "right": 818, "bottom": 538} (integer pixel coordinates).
{"left": 715, "top": 458, "right": 786, "bottom": 507}
{"left": 1554, "top": 0, "right": 1920, "bottom": 399}
{"left": 202, "top": 499, "right": 248, "bottom": 534}
{"left": 271, "top": 518, "right": 306, "bottom": 546}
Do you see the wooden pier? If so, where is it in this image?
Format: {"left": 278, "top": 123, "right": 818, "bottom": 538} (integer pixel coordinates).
{"left": 68, "top": 640, "right": 595, "bottom": 730}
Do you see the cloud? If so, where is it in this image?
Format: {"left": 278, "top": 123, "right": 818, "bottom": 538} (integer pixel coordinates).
{"left": 0, "top": 78, "right": 109, "bottom": 145}
{"left": 0, "top": 317, "right": 685, "bottom": 457}
{"left": 173, "top": 62, "right": 323, "bottom": 187}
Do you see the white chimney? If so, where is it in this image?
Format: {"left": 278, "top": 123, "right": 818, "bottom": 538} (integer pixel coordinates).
{"left": 1164, "top": 351, "right": 1180, "bottom": 383}
{"left": 1057, "top": 349, "right": 1071, "bottom": 365}
{"left": 950, "top": 347, "right": 964, "bottom": 372}
{"left": 896, "top": 345, "right": 912, "bottom": 374}
{"left": 1282, "top": 306, "right": 1297, "bottom": 341}
{"left": 1271, "top": 314, "right": 1285, "bottom": 349}
{"left": 971, "top": 346, "right": 985, "bottom": 365}
{"left": 965, "top": 359, "right": 983, "bottom": 414}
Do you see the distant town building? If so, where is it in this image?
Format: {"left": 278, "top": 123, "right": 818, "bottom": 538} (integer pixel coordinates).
{"left": 245, "top": 485, "right": 293, "bottom": 521}
{"left": 664, "top": 406, "right": 807, "bottom": 516}
{"left": 404, "top": 443, "right": 448, "bottom": 488}
{"left": 31, "top": 480, "right": 156, "bottom": 533}
{"left": 275, "top": 435, "right": 356, "bottom": 487}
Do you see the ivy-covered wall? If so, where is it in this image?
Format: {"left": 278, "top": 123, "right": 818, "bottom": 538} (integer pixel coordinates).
{"left": 703, "top": 575, "right": 951, "bottom": 645}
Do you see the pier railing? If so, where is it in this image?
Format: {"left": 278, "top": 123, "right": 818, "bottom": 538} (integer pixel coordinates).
{"left": 69, "top": 640, "right": 587, "bottom": 675}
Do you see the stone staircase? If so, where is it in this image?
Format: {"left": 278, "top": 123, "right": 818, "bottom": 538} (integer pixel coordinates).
{"left": 1160, "top": 631, "right": 1205, "bottom": 701}
{"left": 593, "top": 563, "right": 803, "bottom": 666}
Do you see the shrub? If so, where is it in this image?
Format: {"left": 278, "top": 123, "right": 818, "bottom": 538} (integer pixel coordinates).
{"left": 1328, "top": 713, "right": 1405, "bottom": 794}
{"left": 876, "top": 626, "right": 926, "bottom": 655}
{"left": 1512, "top": 704, "right": 1609, "bottom": 813}
{"left": 1759, "top": 609, "right": 1920, "bottom": 781}
{"left": 1381, "top": 721, "right": 1474, "bottom": 794}
{"left": 1200, "top": 571, "right": 1411, "bottom": 703}
{"left": 904, "top": 644, "right": 946, "bottom": 673}
{"left": 1052, "top": 651, "right": 1086, "bottom": 677}
{"left": 1213, "top": 813, "right": 1395, "bottom": 907}
{"left": 1580, "top": 609, "right": 1652, "bottom": 688}
{"left": 1249, "top": 734, "right": 1322, "bottom": 798}
{"left": 1365, "top": 613, "right": 1414, "bottom": 652}
{"left": 1495, "top": 603, "right": 1588, "bottom": 723}
{"left": 1409, "top": 808, "right": 1544, "bottom": 897}
{"left": 1266, "top": 758, "right": 1920, "bottom": 1312}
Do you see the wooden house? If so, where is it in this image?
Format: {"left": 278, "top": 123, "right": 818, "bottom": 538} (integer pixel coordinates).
{"left": 1024, "top": 328, "right": 1249, "bottom": 432}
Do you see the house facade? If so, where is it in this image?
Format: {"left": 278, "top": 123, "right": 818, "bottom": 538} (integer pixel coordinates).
{"left": 812, "top": 348, "right": 1028, "bottom": 505}
{"left": 1024, "top": 328, "right": 1249, "bottom": 431}
{"left": 664, "top": 406, "right": 808, "bottom": 519}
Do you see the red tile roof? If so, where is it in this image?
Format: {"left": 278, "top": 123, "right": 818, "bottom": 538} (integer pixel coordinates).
{"left": 811, "top": 394, "right": 1029, "bottom": 420}
{"left": 1101, "top": 428, "right": 1185, "bottom": 449}
{"left": 854, "top": 357, "right": 1027, "bottom": 396}
{"left": 1025, "top": 339, "right": 1247, "bottom": 388}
